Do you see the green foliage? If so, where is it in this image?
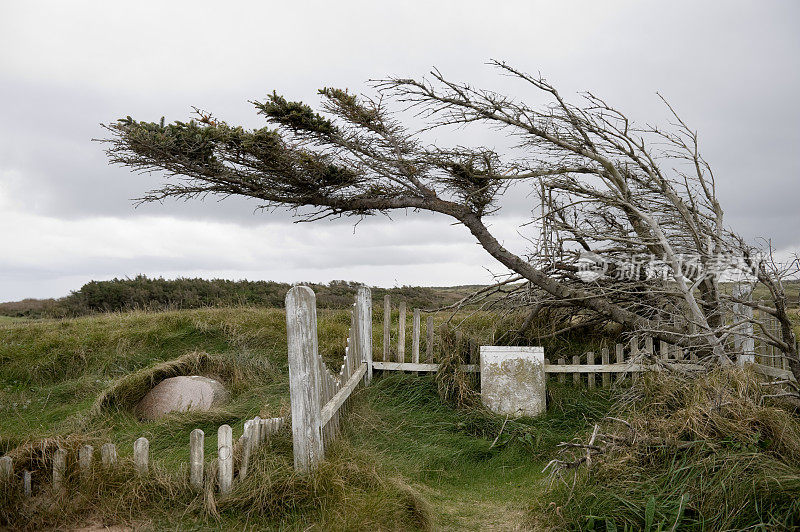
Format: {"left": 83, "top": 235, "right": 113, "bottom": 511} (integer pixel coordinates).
{"left": 255, "top": 92, "right": 337, "bottom": 136}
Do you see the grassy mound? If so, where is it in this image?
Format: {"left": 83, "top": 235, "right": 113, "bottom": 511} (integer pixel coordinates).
{"left": 535, "top": 367, "right": 800, "bottom": 530}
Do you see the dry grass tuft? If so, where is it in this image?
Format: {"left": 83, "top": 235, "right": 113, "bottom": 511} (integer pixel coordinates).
{"left": 536, "top": 366, "right": 800, "bottom": 530}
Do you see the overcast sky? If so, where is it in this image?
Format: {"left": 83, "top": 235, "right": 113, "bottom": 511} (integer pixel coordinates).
{"left": 1, "top": 1, "right": 798, "bottom": 302}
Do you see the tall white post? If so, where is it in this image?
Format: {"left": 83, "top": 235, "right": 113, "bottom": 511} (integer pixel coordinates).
{"left": 286, "top": 286, "right": 324, "bottom": 473}
{"left": 217, "top": 424, "right": 233, "bottom": 494}
{"left": 133, "top": 437, "right": 149, "bottom": 475}
{"left": 190, "top": 428, "right": 204, "bottom": 490}
{"left": 356, "top": 286, "right": 373, "bottom": 384}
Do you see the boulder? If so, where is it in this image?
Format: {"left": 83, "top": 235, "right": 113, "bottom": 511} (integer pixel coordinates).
{"left": 135, "top": 376, "right": 229, "bottom": 420}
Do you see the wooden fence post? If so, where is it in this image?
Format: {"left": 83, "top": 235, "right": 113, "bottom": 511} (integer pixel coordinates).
{"left": 0, "top": 456, "right": 11, "bottom": 483}
{"left": 426, "top": 316, "right": 434, "bottom": 363}
{"left": 557, "top": 358, "right": 565, "bottom": 383}
{"left": 572, "top": 355, "right": 580, "bottom": 385}
{"left": 615, "top": 343, "right": 624, "bottom": 382}
{"left": 383, "top": 295, "right": 391, "bottom": 362}
{"left": 601, "top": 348, "right": 610, "bottom": 387}
{"left": 190, "top": 428, "right": 204, "bottom": 490}
{"left": 79, "top": 445, "right": 93, "bottom": 482}
{"left": 218, "top": 425, "right": 233, "bottom": 494}
{"left": 239, "top": 435, "right": 251, "bottom": 480}
{"left": 134, "top": 437, "right": 149, "bottom": 475}
{"left": 397, "top": 302, "right": 406, "bottom": 363}
{"left": 53, "top": 448, "right": 66, "bottom": 492}
{"left": 101, "top": 443, "right": 117, "bottom": 468}
{"left": 286, "top": 286, "right": 324, "bottom": 473}
{"left": 412, "top": 308, "right": 420, "bottom": 365}
{"left": 23, "top": 470, "right": 31, "bottom": 497}
{"left": 587, "top": 351, "right": 595, "bottom": 389}
{"left": 455, "top": 330, "right": 464, "bottom": 363}
{"left": 356, "top": 286, "right": 373, "bottom": 384}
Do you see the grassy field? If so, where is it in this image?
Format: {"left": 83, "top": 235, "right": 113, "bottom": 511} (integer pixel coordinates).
{"left": 2, "top": 305, "right": 800, "bottom": 529}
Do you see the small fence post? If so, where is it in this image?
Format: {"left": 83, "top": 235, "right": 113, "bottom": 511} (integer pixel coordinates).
{"left": 239, "top": 435, "right": 251, "bottom": 480}
{"left": 615, "top": 343, "right": 624, "bottom": 382}
{"left": 557, "top": 358, "right": 565, "bottom": 383}
{"left": 426, "top": 316, "right": 434, "bottom": 363}
{"left": 190, "top": 428, "right": 204, "bottom": 490}
{"left": 134, "top": 437, "right": 149, "bottom": 475}
{"left": 601, "top": 347, "right": 610, "bottom": 387}
{"left": 397, "top": 302, "right": 406, "bottom": 363}
{"left": 0, "top": 456, "right": 12, "bottom": 484}
{"left": 78, "top": 445, "right": 93, "bottom": 482}
{"left": 587, "top": 351, "right": 595, "bottom": 389}
{"left": 101, "top": 443, "right": 117, "bottom": 468}
{"left": 412, "top": 308, "right": 420, "bottom": 365}
{"left": 23, "top": 470, "right": 31, "bottom": 497}
{"left": 286, "top": 286, "right": 324, "bottom": 473}
{"left": 572, "top": 355, "right": 580, "bottom": 385}
{"left": 218, "top": 425, "right": 233, "bottom": 494}
{"left": 383, "top": 295, "right": 391, "bottom": 362}
{"left": 53, "top": 448, "right": 66, "bottom": 492}
{"left": 356, "top": 286, "right": 373, "bottom": 384}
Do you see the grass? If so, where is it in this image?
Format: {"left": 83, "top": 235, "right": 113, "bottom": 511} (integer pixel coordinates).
{"left": 2, "top": 304, "right": 799, "bottom": 529}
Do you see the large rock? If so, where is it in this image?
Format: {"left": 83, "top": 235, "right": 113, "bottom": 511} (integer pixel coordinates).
{"left": 135, "top": 376, "right": 229, "bottom": 420}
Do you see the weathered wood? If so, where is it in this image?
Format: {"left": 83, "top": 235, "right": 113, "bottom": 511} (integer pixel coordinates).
{"left": 372, "top": 361, "right": 479, "bottom": 372}
{"left": 469, "top": 339, "right": 479, "bottom": 365}
{"left": 218, "top": 424, "right": 233, "bottom": 494}
{"left": 644, "top": 336, "right": 654, "bottom": 356}
{"left": 587, "top": 351, "right": 595, "bottom": 389}
{"left": 23, "top": 470, "right": 31, "bottom": 497}
{"left": 412, "top": 308, "right": 420, "bottom": 365}
{"left": 320, "top": 363, "right": 367, "bottom": 425}
{"left": 79, "top": 445, "right": 93, "bottom": 482}
{"left": 572, "top": 355, "right": 580, "bottom": 385}
{"left": 190, "top": 428, "right": 204, "bottom": 490}
{"left": 53, "top": 448, "right": 66, "bottom": 492}
{"left": 101, "top": 443, "right": 117, "bottom": 468}
{"left": 630, "top": 336, "right": 640, "bottom": 382}
{"left": 601, "top": 348, "right": 610, "bottom": 387}
{"left": 659, "top": 340, "right": 669, "bottom": 360}
{"left": 253, "top": 416, "right": 263, "bottom": 445}
{"left": 133, "top": 437, "right": 149, "bottom": 475}
{"left": 285, "top": 286, "right": 324, "bottom": 473}
{"left": 238, "top": 435, "right": 251, "bottom": 481}
{"left": 426, "top": 316, "right": 434, "bottom": 362}
{"left": 546, "top": 362, "right": 704, "bottom": 373}
{"left": 356, "top": 287, "right": 373, "bottom": 384}
{"left": 615, "top": 344, "right": 624, "bottom": 382}
{"left": 383, "top": 295, "right": 391, "bottom": 362}
{"left": 397, "top": 302, "right": 406, "bottom": 363}
{"left": 0, "top": 456, "right": 12, "bottom": 483}
{"left": 557, "top": 358, "right": 565, "bottom": 383}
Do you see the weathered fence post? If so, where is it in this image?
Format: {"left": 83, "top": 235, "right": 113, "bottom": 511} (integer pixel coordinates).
{"left": 23, "top": 470, "right": 31, "bottom": 497}
{"left": 239, "top": 435, "right": 251, "bottom": 480}
{"left": 587, "top": 351, "right": 595, "bottom": 389}
{"left": 134, "top": 437, "right": 149, "bottom": 475}
{"left": 53, "top": 448, "right": 66, "bottom": 492}
{"left": 615, "top": 344, "right": 624, "bottom": 382}
{"left": 190, "top": 428, "right": 204, "bottom": 490}
{"left": 383, "top": 295, "right": 391, "bottom": 362}
{"left": 733, "top": 284, "right": 755, "bottom": 365}
{"left": 78, "top": 444, "right": 93, "bottom": 482}
{"left": 601, "top": 347, "right": 610, "bottom": 387}
{"left": 426, "top": 316, "right": 434, "bottom": 363}
{"left": 572, "top": 355, "right": 580, "bottom": 385}
{"left": 218, "top": 424, "right": 233, "bottom": 494}
{"left": 397, "top": 302, "right": 406, "bottom": 363}
{"left": 101, "top": 443, "right": 117, "bottom": 468}
{"left": 412, "top": 308, "right": 420, "bottom": 365}
{"left": 0, "top": 456, "right": 12, "bottom": 483}
{"left": 286, "top": 286, "right": 324, "bottom": 473}
{"left": 356, "top": 286, "right": 373, "bottom": 384}
{"left": 557, "top": 358, "right": 565, "bottom": 383}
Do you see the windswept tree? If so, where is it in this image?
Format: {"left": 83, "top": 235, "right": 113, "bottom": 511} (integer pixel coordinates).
{"left": 103, "top": 61, "right": 799, "bottom": 383}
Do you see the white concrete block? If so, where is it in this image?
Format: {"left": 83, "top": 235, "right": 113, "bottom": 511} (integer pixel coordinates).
{"left": 480, "top": 346, "right": 545, "bottom": 417}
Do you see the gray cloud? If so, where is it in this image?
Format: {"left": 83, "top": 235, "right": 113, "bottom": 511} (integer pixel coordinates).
{"left": 0, "top": 0, "right": 798, "bottom": 300}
